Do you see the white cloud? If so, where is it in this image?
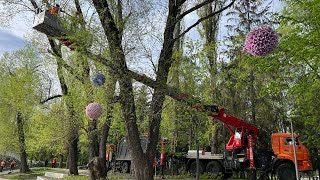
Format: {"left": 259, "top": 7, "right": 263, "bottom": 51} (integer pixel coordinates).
{"left": 0, "top": 29, "right": 25, "bottom": 57}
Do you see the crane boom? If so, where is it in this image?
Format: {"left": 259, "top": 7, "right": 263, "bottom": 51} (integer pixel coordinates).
{"left": 191, "top": 103, "right": 259, "bottom": 151}
{"left": 209, "top": 108, "right": 259, "bottom": 138}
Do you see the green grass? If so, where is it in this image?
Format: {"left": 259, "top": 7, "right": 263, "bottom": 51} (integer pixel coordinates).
{"left": 0, "top": 168, "right": 243, "bottom": 180}
{"left": 60, "top": 175, "right": 89, "bottom": 180}
{"left": 0, "top": 168, "right": 67, "bottom": 180}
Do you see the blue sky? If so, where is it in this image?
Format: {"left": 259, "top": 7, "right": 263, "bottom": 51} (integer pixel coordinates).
{"left": 0, "top": 29, "right": 25, "bottom": 56}
{"left": 0, "top": 0, "right": 282, "bottom": 58}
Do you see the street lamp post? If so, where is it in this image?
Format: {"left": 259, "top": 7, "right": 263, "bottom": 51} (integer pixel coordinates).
{"left": 290, "top": 119, "right": 299, "bottom": 180}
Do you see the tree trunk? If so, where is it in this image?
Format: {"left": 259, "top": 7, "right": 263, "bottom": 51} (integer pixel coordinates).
{"left": 118, "top": 78, "right": 150, "bottom": 179}
{"left": 200, "top": 1, "right": 223, "bottom": 155}
{"left": 88, "top": 119, "right": 99, "bottom": 161}
{"left": 66, "top": 154, "right": 69, "bottom": 169}
{"left": 16, "top": 112, "right": 29, "bottom": 173}
{"left": 68, "top": 136, "right": 79, "bottom": 175}
{"left": 59, "top": 154, "right": 64, "bottom": 168}
{"left": 91, "top": 1, "right": 180, "bottom": 179}
{"left": 66, "top": 100, "right": 79, "bottom": 175}
{"left": 99, "top": 122, "right": 110, "bottom": 176}
{"left": 250, "top": 69, "right": 256, "bottom": 124}
{"left": 213, "top": 127, "right": 219, "bottom": 153}
{"left": 99, "top": 73, "right": 116, "bottom": 176}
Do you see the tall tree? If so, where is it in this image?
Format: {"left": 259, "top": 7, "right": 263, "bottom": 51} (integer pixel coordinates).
{"left": 0, "top": 47, "right": 43, "bottom": 173}
{"left": 272, "top": 0, "right": 320, "bottom": 149}
{"left": 225, "top": 0, "right": 272, "bottom": 124}
{"left": 90, "top": 1, "right": 235, "bottom": 179}
{"left": 1, "top": 1, "right": 236, "bottom": 179}
{"left": 198, "top": 0, "right": 225, "bottom": 154}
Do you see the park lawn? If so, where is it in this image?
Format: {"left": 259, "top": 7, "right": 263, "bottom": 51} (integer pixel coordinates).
{"left": 0, "top": 168, "right": 66, "bottom": 180}
{"left": 60, "top": 175, "right": 89, "bottom": 180}
{"left": 58, "top": 172, "right": 243, "bottom": 180}
{"left": 0, "top": 168, "right": 242, "bottom": 180}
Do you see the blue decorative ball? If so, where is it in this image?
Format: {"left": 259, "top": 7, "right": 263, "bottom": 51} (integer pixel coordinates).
{"left": 91, "top": 73, "right": 106, "bottom": 86}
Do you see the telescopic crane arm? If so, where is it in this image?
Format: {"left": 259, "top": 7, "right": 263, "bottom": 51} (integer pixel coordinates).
{"left": 190, "top": 102, "right": 259, "bottom": 150}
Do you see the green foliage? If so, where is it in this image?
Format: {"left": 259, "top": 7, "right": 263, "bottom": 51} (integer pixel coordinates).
{"left": 60, "top": 175, "right": 89, "bottom": 180}
{"left": 135, "top": 85, "right": 150, "bottom": 133}
{"left": 200, "top": 172, "right": 224, "bottom": 180}
{"left": 272, "top": 0, "right": 320, "bottom": 149}
{"left": 26, "top": 102, "right": 69, "bottom": 159}
{"left": 108, "top": 103, "right": 126, "bottom": 144}
{"left": 164, "top": 172, "right": 193, "bottom": 179}
{"left": 0, "top": 46, "right": 43, "bottom": 154}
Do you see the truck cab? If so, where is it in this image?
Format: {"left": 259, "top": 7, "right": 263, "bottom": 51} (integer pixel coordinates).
{"left": 272, "top": 133, "right": 313, "bottom": 171}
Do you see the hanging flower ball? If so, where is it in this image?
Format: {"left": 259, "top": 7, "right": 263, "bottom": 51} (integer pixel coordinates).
{"left": 91, "top": 73, "right": 106, "bottom": 86}
{"left": 86, "top": 102, "right": 102, "bottom": 119}
{"left": 243, "top": 25, "right": 279, "bottom": 57}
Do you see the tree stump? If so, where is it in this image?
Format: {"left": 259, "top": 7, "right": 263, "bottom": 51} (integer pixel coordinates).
{"left": 88, "top": 157, "right": 106, "bottom": 180}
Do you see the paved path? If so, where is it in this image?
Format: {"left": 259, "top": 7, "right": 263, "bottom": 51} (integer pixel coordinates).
{"left": 0, "top": 169, "right": 19, "bottom": 175}
{"left": 0, "top": 169, "right": 20, "bottom": 180}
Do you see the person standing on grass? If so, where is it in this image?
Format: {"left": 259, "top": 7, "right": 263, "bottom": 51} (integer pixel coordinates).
{"left": 54, "top": 158, "right": 58, "bottom": 168}
{"left": 0, "top": 160, "right": 5, "bottom": 172}
{"left": 51, "top": 158, "right": 55, "bottom": 168}
{"left": 10, "top": 160, "right": 15, "bottom": 172}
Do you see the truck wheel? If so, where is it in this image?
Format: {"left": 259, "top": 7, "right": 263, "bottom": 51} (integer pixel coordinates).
{"left": 189, "top": 161, "right": 205, "bottom": 175}
{"left": 206, "top": 161, "right": 223, "bottom": 177}
{"left": 276, "top": 163, "right": 295, "bottom": 180}
{"left": 121, "top": 161, "right": 130, "bottom": 173}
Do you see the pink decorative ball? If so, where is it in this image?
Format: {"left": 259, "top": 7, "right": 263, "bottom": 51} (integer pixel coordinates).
{"left": 243, "top": 25, "right": 279, "bottom": 57}
{"left": 86, "top": 102, "right": 102, "bottom": 119}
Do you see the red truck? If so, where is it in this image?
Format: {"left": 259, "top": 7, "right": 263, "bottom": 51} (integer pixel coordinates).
{"left": 185, "top": 107, "right": 313, "bottom": 179}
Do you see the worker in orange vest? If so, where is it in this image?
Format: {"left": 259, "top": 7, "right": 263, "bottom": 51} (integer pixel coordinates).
{"left": 0, "top": 160, "right": 5, "bottom": 172}
{"left": 48, "top": 4, "right": 64, "bottom": 16}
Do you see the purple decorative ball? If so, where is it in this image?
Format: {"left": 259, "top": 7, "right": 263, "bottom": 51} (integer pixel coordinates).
{"left": 86, "top": 102, "right": 102, "bottom": 119}
{"left": 243, "top": 25, "right": 279, "bottom": 57}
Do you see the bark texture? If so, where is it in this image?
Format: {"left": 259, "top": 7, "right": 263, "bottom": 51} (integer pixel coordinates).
{"left": 65, "top": 99, "right": 79, "bottom": 175}
{"left": 16, "top": 112, "right": 29, "bottom": 173}
{"left": 90, "top": 1, "right": 235, "bottom": 179}
{"left": 99, "top": 74, "right": 116, "bottom": 176}
{"left": 88, "top": 119, "right": 99, "bottom": 160}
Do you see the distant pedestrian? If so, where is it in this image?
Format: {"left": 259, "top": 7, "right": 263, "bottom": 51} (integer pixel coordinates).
{"left": 54, "top": 158, "right": 58, "bottom": 167}
{"left": 44, "top": 159, "right": 48, "bottom": 167}
{"left": 10, "top": 160, "right": 15, "bottom": 172}
{"left": 51, "top": 158, "right": 55, "bottom": 168}
{"left": 0, "top": 160, "right": 5, "bottom": 172}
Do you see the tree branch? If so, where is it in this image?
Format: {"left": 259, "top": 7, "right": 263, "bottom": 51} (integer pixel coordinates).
{"left": 301, "top": 57, "right": 320, "bottom": 79}
{"left": 28, "top": 0, "right": 38, "bottom": 9}
{"left": 74, "top": 0, "right": 86, "bottom": 27}
{"left": 40, "top": 95, "right": 62, "bottom": 104}
{"left": 87, "top": 51, "right": 215, "bottom": 110}
{"left": 47, "top": 50, "right": 85, "bottom": 84}
{"left": 173, "top": 0, "right": 236, "bottom": 42}
{"left": 176, "top": 0, "right": 215, "bottom": 21}
{"left": 92, "top": 0, "right": 122, "bottom": 47}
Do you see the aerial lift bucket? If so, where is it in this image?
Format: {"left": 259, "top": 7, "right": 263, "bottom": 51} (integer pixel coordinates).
{"left": 32, "top": 10, "right": 66, "bottom": 37}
